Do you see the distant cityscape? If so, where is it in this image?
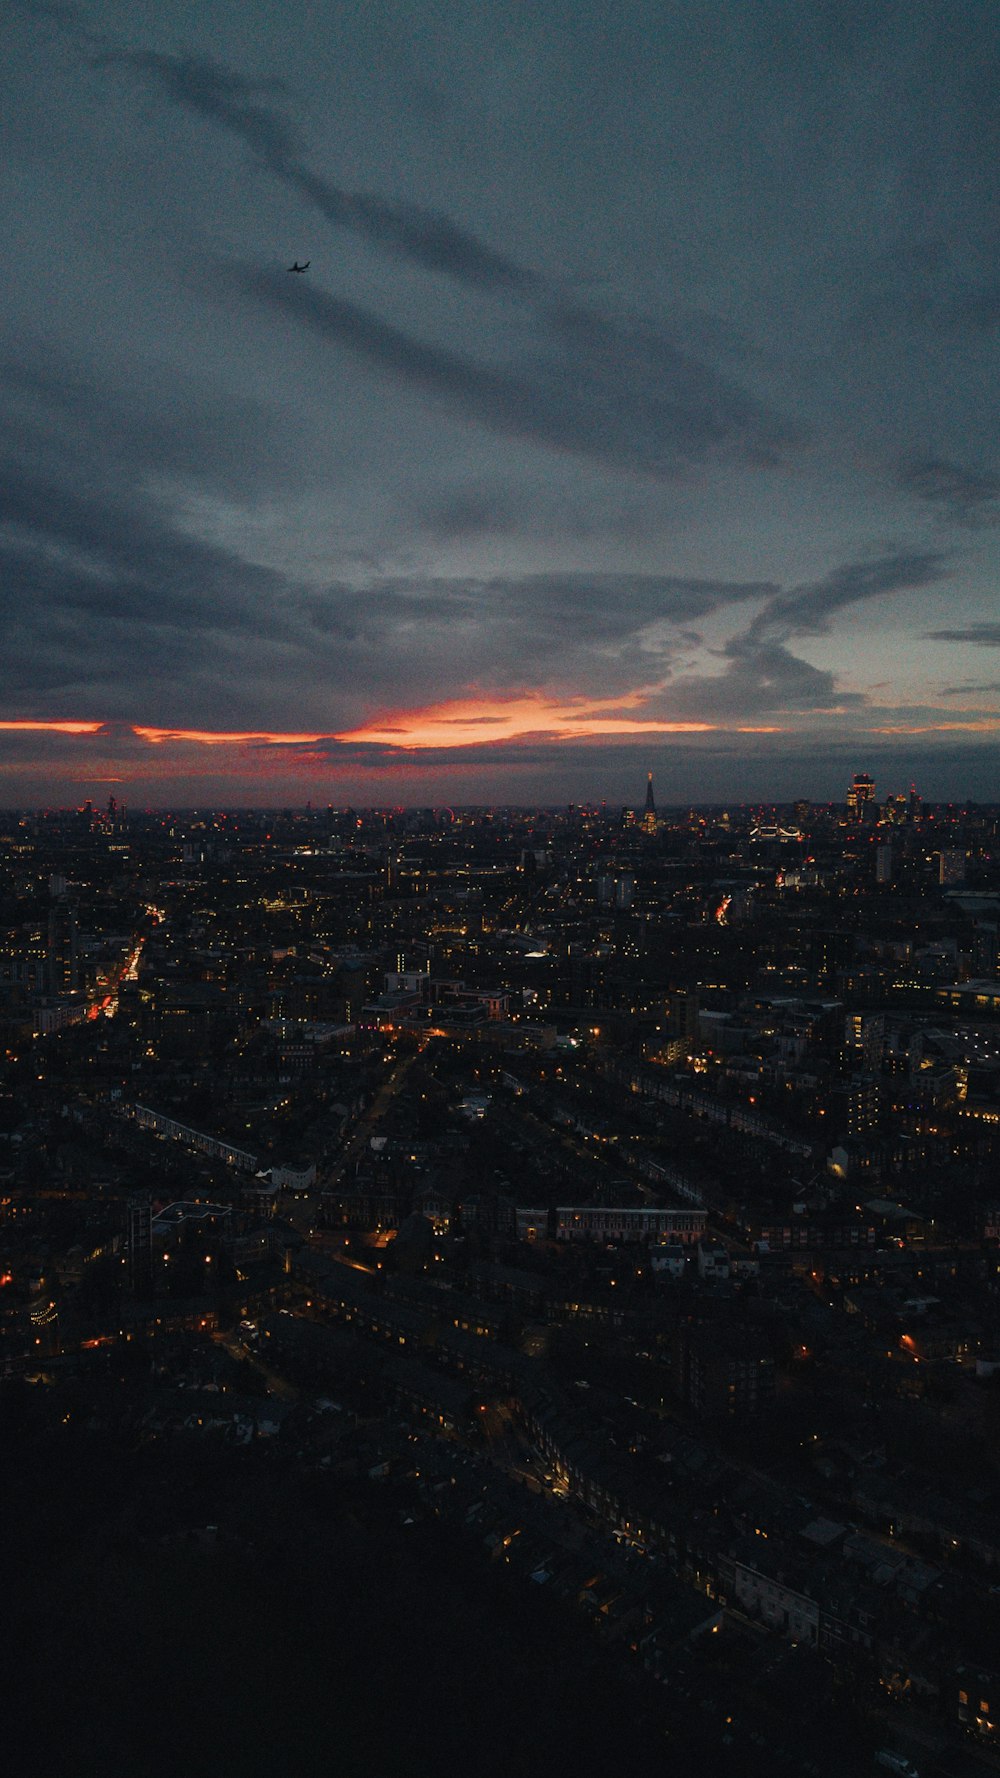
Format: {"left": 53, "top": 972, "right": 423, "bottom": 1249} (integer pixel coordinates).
{"left": 4, "top": 774, "right": 1000, "bottom": 1776}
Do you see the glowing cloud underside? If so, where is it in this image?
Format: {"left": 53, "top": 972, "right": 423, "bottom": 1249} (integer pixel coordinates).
{"left": 0, "top": 720, "right": 105, "bottom": 735}
{"left": 134, "top": 727, "right": 331, "bottom": 746}
{"left": 0, "top": 699, "right": 796, "bottom": 756}
{"left": 335, "top": 695, "right": 716, "bottom": 748}
{"left": 871, "top": 721, "right": 1000, "bottom": 734}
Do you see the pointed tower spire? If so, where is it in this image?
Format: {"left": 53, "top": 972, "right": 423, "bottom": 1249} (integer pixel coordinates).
{"left": 642, "top": 771, "right": 657, "bottom": 833}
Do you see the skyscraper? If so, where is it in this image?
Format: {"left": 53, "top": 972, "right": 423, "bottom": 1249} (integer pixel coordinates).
{"left": 46, "top": 900, "right": 78, "bottom": 995}
{"left": 641, "top": 772, "right": 657, "bottom": 835}
{"left": 846, "top": 773, "right": 876, "bottom": 821}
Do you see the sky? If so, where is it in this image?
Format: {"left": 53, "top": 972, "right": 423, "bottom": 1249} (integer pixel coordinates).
{"left": 3, "top": 0, "right": 999, "bottom": 807}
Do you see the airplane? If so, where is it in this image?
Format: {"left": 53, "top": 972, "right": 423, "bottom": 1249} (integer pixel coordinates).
{"left": 288, "top": 261, "right": 310, "bottom": 273}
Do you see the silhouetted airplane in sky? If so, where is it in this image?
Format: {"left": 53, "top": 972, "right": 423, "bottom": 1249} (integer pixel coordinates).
{"left": 288, "top": 261, "right": 310, "bottom": 273}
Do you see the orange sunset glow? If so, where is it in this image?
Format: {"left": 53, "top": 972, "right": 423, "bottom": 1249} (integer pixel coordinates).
{"left": 4, "top": 699, "right": 730, "bottom": 755}
{"left": 871, "top": 720, "right": 1000, "bottom": 735}
{"left": 335, "top": 694, "right": 717, "bottom": 749}
{"left": 133, "top": 727, "right": 332, "bottom": 747}
{"left": 0, "top": 721, "right": 105, "bottom": 735}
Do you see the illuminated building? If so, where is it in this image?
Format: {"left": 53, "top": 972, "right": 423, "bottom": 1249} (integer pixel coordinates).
{"left": 939, "top": 847, "right": 966, "bottom": 886}
{"left": 846, "top": 773, "right": 876, "bottom": 821}
{"left": 515, "top": 1205, "right": 706, "bottom": 1243}
{"left": 46, "top": 900, "right": 78, "bottom": 994}
{"left": 641, "top": 772, "right": 657, "bottom": 835}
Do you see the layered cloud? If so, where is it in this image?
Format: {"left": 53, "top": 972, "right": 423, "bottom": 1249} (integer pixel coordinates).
{"left": 236, "top": 267, "right": 790, "bottom": 479}
{"left": 0, "top": 318, "right": 976, "bottom": 786}
{"left": 89, "top": 39, "right": 795, "bottom": 478}
{"left": 100, "top": 46, "right": 543, "bottom": 298}
{"left": 899, "top": 458, "right": 1000, "bottom": 529}
{"left": 3, "top": 0, "right": 999, "bottom": 803}
{"left": 928, "top": 624, "right": 1000, "bottom": 649}
{"left": 657, "top": 552, "right": 952, "bottom": 723}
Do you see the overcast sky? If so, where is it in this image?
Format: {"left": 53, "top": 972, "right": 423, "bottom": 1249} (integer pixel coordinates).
{"left": 3, "top": 0, "right": 998, "bottom": 806}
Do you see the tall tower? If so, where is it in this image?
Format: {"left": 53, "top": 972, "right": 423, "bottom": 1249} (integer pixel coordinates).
{"left": 641, "top": 772, "right": 657, "bottom": 835}
{"left": 47, "top": 901, "right": 79, "bottom": 995}
{"left": 846, "top": 773, "right": 875, "bottom": 821}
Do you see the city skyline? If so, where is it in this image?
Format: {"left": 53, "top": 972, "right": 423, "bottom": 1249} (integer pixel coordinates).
{"left": 4, "top": 0, "right": 998, "bottom": 806}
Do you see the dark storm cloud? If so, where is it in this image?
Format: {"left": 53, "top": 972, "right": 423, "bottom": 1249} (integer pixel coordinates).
{"left": 2, "top": 316, "right": 771, "bottom": 717}
{"left": 899, "top": 458, "right": 1000, "bottom": 528}
{"left": 927, "top": 624, "right": 1000, "bottom": 648}
{"left": 299, "top": 571, "right": 768, "bottom": 642}
{"left": 87, "top": 14, "right": 1000, "bottom": 359}
{"left": 0, "top": 354, "right": 287, "bottom": 640}
{"left": 413, "top": 480, "right": 660, "bottom": 547}
{"left": 82, "top": 38, "right": 793, "bottom": 474}
{"left": 1, "top": 472, "right": 276, "bottom": 641}
{"left": 292, "top": 569, "right": 773, "bottom": 701}
{"left": 2, "top": 337, "right": 311, "bottom": 504}
{"left": 25, "top": 10, "right": 540, "bottom": 292}
{"left": 0, "top": 465, "right": 294, "bottom": 709}
{"left": 0, "top": 343, "right": 305, "bottom": 713}
{"left": 239, "top": 268, "right": 786, "bottom": 475}
{"left": 445, "top": 571, "right": 771, "bottom": 630}
{"left": 99, "top": 46, "right": 543, "bottom": 296}
{"left": 0, "top": 322, "right": 949, "bottom": 731}
{"left": 0, "top": 320, "right": 774, "bottom": 719}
